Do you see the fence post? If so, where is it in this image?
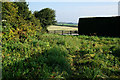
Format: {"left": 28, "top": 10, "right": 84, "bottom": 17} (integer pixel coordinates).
{"left": 54, "top": 30, "right": 56, "bottom": 34}
{"left": 70, "top": 31, "right": 72, "bottom": 35}
{"left": 62, "top": 30, "right": 63, "bottom": 35}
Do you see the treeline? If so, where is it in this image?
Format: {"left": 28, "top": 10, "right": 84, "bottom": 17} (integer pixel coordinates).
{"left": 2, "top": 1, "right": 57, "bottom": 42}
{"left": 34, "top": 8, "right": 57, "bottom": 30}
{"left": 2, "top": 2, "right": 42, "bottom": 41}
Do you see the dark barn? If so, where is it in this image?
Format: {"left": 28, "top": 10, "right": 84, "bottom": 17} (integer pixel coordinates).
{"left": 78, "top": 16, "right": 120, "bottom": 37}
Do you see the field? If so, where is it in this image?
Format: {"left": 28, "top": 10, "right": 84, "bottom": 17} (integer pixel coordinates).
{"left": 47, "top": 25, "right": 78, "bottom": 31}
{"left": 2, "top": 33, "right": 120, "bottom": 79}
{"left": 56, "top": 23, "right": 78, "bottom": 27}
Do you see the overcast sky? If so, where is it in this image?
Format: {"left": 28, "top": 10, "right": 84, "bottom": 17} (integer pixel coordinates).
{"left": 28, "top": 2, "right": 118, "bottom": 23}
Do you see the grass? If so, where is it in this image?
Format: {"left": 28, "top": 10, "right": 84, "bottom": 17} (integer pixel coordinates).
{"left": 56, "top": 23, "right": 78, "bottom": 27}
{"left": 2, "top": 33, "right": 120, "bottom": 79}
{"left": 47, "top": 25, "right": 78, "bottom": 31}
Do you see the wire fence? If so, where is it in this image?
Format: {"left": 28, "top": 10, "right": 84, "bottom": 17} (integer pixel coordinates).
{"left": 48, "top": 30, "right": 79, "bottom": 35}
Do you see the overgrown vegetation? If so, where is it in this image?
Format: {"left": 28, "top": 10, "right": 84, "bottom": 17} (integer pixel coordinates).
{"left": 2, "top": 2, "right": 42, "bottom": 39}
{"left": 1, "top": 1, "right": 120, "bottom": 80}
{"left": 2, "top": 33, "right": 120, "bottom": 79}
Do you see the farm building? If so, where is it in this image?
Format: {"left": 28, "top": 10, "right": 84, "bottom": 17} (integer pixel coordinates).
{"left": 78, "top": 16, "right": 120, "bottom": 37}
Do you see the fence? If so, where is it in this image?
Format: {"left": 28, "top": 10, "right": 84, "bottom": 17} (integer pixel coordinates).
{"left": 48, "top": 30, "right": 78, "bottom": 35}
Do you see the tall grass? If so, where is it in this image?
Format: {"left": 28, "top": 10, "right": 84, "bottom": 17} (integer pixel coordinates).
{"left": 2, "top": 33, "right": 120, "bottom": 79}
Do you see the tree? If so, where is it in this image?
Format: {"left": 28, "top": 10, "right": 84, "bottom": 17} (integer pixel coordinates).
{"left": 34, "top": 8, "right": 57, "bottom": 30}
{"left": 2, "top": 2, "right": 19, "bottom": 29}
{"left": 2, "top": 2, "right": 42, "bottom": 39}
{"left": 14, "top": 2, "right": 31, "bottom": 20}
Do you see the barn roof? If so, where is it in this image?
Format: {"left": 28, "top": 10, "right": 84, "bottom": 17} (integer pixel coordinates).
{"left": 80, "top": 15, "right": 119, "bottom": 18}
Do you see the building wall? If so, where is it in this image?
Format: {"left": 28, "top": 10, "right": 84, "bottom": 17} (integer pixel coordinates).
{"left": 78, "top": 16, "right": 120, "bottom": 37}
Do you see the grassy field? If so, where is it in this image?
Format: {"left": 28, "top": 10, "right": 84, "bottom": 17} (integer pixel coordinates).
{"left": 56, "top": 23, "right": 78, "bottom": 27}
{"left": 47, "top": 25, "right": 78, "bottom": 31}
{"left": 2, "top": 33, "right": 120, "bottom": 79}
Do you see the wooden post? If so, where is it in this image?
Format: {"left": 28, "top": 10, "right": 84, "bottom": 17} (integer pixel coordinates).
{"left": 70, "top": 31, "right": 72, "bottom": 35}
{"left": 54, "top": 30, "right": 56, "bottom": 34}
{"left": 62, "top": 30, "right": 63, "bottom": 35}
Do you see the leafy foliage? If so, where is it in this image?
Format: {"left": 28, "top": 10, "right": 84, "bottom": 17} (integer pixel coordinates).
{"left": 14, "top": 2, "right": 30, "bottom": 20}
{"left": 2, "top": 33, "right": 120, "bottom": 79}
{"left": 2, "top": 2, "right": 42, "bottom": 42}
{"left": 34, "top": 8, "right": 57, "bottom": 30}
